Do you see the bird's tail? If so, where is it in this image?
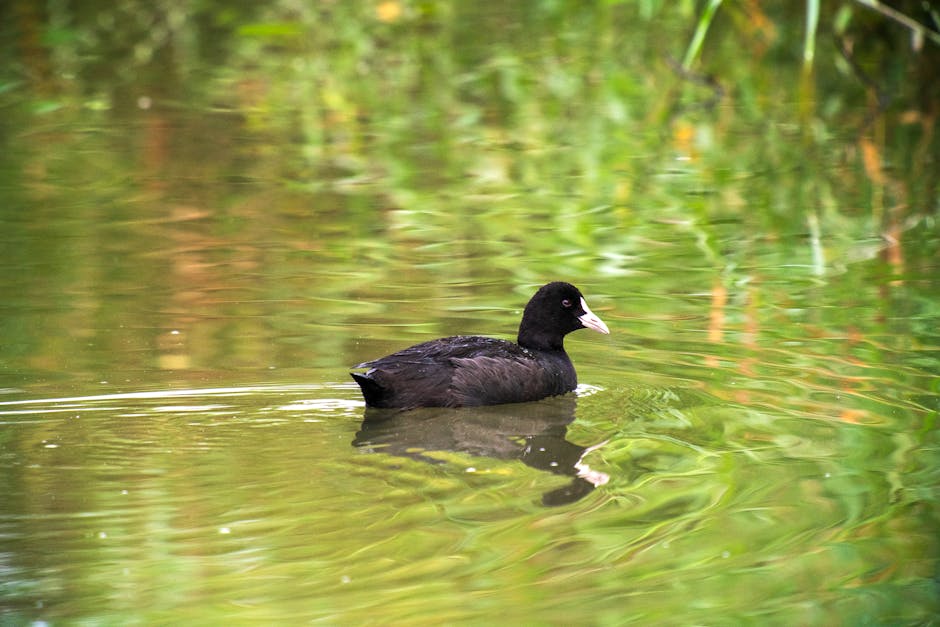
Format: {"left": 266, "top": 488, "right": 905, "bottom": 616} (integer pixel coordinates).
{"left": 351, "top": 372, "right": 386, "bottom": 408}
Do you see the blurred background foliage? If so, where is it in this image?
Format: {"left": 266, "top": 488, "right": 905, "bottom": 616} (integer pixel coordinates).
{"left": 0, "top": 0, "right": 938, "bottom": 377}
{"left": 3, "top": 0, "right": 937, "bottom": 221}
{"left": 0, "top": 7, "right": 938, "bottom": 622}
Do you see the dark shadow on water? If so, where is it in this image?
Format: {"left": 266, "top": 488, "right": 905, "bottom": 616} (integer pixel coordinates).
{"left": 352, "top": 396, "right": 609, "bottom": 507}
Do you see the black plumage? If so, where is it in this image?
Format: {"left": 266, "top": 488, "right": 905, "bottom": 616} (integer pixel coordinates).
{"left": 350, "top": 282, "right": 609, "bottom": 409}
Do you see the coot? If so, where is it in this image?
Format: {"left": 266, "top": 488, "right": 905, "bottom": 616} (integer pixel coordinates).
{"left": 351, "top": 282, "right": 609, "bottom": 408}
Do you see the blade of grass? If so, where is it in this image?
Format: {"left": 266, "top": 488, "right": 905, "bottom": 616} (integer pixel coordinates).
{"left": 854, "top": 0, "right": 940, "bottom": 47}
{"left": 682, "top": 0, "right": 723, "bottom": 71}
{"left": 804, "top": 0, "right": 820, "bottom": 66}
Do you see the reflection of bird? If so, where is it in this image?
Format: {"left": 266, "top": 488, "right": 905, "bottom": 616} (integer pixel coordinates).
{"left": 353, "top": 397, "right": 609, "bottom": 507}
{"left": 351, "top": 282, "right": 609, "bottom": 409}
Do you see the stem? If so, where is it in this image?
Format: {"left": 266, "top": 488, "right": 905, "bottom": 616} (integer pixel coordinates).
{"left": 682, "top": 0, "right": 723, "bottom": 71}
{"left": 854, "top": 0, "right": 940, "bottom": 47}
{"left": 804, "top": 0, "right": 820, "bottom": 66}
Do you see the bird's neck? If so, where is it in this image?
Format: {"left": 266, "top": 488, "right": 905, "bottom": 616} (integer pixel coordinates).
{"left": 517, "top": 327, "right": 565, "bottom": 352}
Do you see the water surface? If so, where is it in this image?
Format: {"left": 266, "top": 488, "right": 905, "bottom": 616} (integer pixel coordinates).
{"left": 1, "top": 2, "right": 938, "bottom": 624}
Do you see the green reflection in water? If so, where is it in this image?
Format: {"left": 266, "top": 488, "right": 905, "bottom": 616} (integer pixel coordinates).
{"left": 1, "top": 1, "right": 938, "bottom": 624}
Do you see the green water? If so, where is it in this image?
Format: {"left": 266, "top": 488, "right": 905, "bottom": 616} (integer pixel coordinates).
{"left": 1, "top": 2, "right": 938, "bottom": 624}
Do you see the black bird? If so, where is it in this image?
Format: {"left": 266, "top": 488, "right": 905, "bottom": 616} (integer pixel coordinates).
{"left": 350, "top": 282, "right": 610, "bottom": 409}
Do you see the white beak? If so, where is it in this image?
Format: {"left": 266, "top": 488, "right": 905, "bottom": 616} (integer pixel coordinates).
{"left": 577, "top": 297, "right": 610, "bottom": 334}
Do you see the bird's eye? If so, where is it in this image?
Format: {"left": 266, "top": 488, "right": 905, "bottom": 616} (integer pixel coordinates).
{"left": 561, "top": 299, "right": 572, "bottom": 308}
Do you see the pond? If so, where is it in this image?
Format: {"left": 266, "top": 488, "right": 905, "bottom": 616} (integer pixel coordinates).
{"left": 1, "top": 2, "right": 938, "bottom": 624}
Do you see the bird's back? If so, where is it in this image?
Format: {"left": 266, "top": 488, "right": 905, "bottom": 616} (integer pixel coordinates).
{"left": 352, "top": 335, "right": 576, "bottom": 408}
